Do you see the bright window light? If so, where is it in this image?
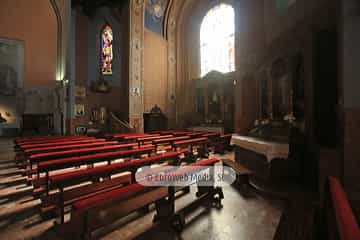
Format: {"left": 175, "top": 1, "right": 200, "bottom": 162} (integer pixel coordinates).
{"left": 200, "top": 4, "right": 235, "bottom": 77}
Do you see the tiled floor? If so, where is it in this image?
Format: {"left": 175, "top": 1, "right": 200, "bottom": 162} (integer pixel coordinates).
{"left": 0, "top": 138, "right": 283, "bottom": 240}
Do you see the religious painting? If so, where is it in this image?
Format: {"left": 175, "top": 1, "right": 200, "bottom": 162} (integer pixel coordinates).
{"left": 145, "top": 0, "right": 169, "bottom": 36}
{"left": 101, "top": 25, "right": 113, "bottom": 75}
{"left": 0, "top": 38, "right": 24, "bottom": 96}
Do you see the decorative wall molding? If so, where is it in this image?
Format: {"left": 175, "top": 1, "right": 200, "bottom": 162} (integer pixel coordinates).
{"left": 166, "top": 0, "right": 184, "bottom": 127}
{"left": 129, "top": 0, "right": 145, "bottom": 132}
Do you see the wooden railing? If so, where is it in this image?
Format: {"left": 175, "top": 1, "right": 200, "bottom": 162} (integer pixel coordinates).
{"left": 109, "top": 112, "right": 135, "bottom": 133}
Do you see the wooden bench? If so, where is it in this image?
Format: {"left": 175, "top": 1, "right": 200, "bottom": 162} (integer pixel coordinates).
{"left": 23, "top": 141, "right": 119, "bottom": 155}
{"left": 104, "top": 132, "right": 144, "bottom": 140}
{"left": 152, "top": 136, "right": 190, "bottom": 151}
{"left": 36, "top": 146, "right": 155, "bottom": 195}
{"left": 186, "top": 132, "right": 206, "bottom": 138}
{"left": 150, "top": 130, "right": 191, "bottom": 136}
{"left": 202, "top": 132, "right": 220, "bottom": 138}
{"left": 18, "top": 138, "right": 102, "bottom": 151}
{"left": 136, "top": 134, "right": 173, "bottom": 147}
{"left": 221, "top": 158, "right": 253, "bottom": 185}
{"left": 16, "top": 136, "right": 93, "bottom": 147}
{"left": 45, "top": 151, "right": 184, "bottom": 223}
{"left": 173, "top": 137, "right": 209, "bottom": 160}
{"left": 274, "top": 177, "right": 360, "bottom": 240}
{"left": 113, "top": 133, "right": 159, "bottom": 142}
{"left": 28, "top": 143, "right": 139, "bottom": 171}
{"left": 64, "top": 158, "right": 223, "bottom": 239}
{"left": 15, "top": 135, "right": 91, "bottom": 145}
{"left": 17, "top": 141, "right": 119, "bottom": 166}
{"left": 325, "top": 177, "right": 360, "bottom": 240}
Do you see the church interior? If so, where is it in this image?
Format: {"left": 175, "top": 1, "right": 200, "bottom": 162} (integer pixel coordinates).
{"left": 0, "top": 0, "right": 360, "bottom": 239}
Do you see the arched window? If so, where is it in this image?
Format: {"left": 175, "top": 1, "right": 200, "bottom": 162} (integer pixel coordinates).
{"left": 200, "top": 3, "right": 235, "bottom": 77}
{"left": 101, "top": 24, "right": 113, "bottom": 75}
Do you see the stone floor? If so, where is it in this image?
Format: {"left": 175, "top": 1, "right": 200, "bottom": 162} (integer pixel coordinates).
{"left": 0, "top": 138, "right": 283, "bottom": 240}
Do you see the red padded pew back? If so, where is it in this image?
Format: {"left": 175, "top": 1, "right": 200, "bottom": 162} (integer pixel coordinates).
{"left": 24, "top": 141, "right": 119, "bottom": 155}
{"left": 20, "top": 138, "right": 105, "bottom": 150}
{"left": 329, "top": 177, "right": 360, "bottom": 240}
{"left": 18, "top": 136, "right": 94, "bottom": 146}
{"left": 29, "top": 143, "right": 139, "bottom": 163}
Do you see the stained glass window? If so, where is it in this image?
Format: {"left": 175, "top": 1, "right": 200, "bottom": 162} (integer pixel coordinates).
{"left": 200, "top": 4, "right": 235, "bottom": 77}
{"left": 101, "top": 25, "right": 113, "bottom": 75}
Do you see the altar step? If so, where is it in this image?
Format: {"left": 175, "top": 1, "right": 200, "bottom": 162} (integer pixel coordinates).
{"left": 221, "top": 158, "right": 253, "bottom": 185}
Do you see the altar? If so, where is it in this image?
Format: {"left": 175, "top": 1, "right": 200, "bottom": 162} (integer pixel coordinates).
{"left": 231, "top": 134, "right": 298, "bottom": 180}
{"left": 230, "top": 53, "right": 306, "bottom": 181}
{"left": 231, "top": 135, "right": 289, "bottom": 162}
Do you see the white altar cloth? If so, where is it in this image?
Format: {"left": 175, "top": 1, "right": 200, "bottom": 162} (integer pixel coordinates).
{"left": 230, "top": 135, "right": 289, "bottom": 162}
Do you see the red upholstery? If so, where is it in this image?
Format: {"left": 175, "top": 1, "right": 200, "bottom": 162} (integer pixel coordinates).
{"left": 50, "top": 151, "right": 182, "bottom": 186}
{"left": 37, "top": 146, "right": 155, "bottom": 172}
{"left": 221, "top": 133, "right": 233, "bottom": 139}
{"left": 15, "top": 135, "right": 88, "bottom": 144}
{"left": 329, "top": 177, "right": 360, "bottom": 240}
{"left": 20, "top": 138, "right": 104, "bottom": 150}
{"left": 173, "top": 137, "right": 208, "bottom": 146}
{"left": 72, "top": 157, "right": 218, "bottom": 214}
{"left": 153, "top": 136, "right": 190, "bottom": 144}
{"left": 192, "top": 158, "right": 219, "bottom": 166}
{"left": 122, "top": 134, "right": 159, "bottom": 140}
{"left": 137, "top": 134, "right": 173, "bottom": 142}
{"left": 29, "top": 143, "right": 138, "bottom": 162}
{"left": 105, "top": 133, "right": 141, "bottom": 138}
{"left": 164, "top": 158, "right": 219, "bottom": 180}
{"left": 187, "top": 132, "right": 205, "bottom": 137}
{"left": 24, "top": 141, "right": 119, "bottom": 155}
{"left": 73, "top": 183, "right": 147, "bottom": 213}
{"left": 17, "top": 136, "right": 91, "bottom": 145}
{"left": 202, "top": 132, "right": 220, "bottom": 138}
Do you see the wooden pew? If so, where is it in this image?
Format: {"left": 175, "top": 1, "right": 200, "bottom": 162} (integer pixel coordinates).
{"left": 64, "top": 158, "right": 222, "bottom": 239}
{"left": 17, "top": 141, "right": 118, "bottom": 165}
{"left": 202, "top": 132, "right": 220, "bottom": 138}
{"left": 15, "top": 135, "right": 90, "bottom": 145}
{"left": 152, "top": 136, "right": 190, "bottom": 151}
{"left": 18, "top": 138, "right": 102, "bottom": 151}
{"left": 151, "top": 130, "right": 191, "bottom": 136}
{"left": 28, "top": 143, "right": 139, "bottom": 171}
{"left": 325, "top": 177, "right": 360, "bottom": 240}
{"left": 173, "top": 137, "right": 209, "bottom": 161}
{"left": 186, "top": 132, "right": 206, "bottom": 138}
{"left": 16, "top": 139, "right": 108, "bottom": 170}
{"left": 104, "top": 132, "right": 142, "bottom": 140}
{"left": 112, "top": 133, "right": 159, "bottom": 142}
{"left": 45, "top": 151, "right": 184, "bottom": 223}
{"left": 23, "top": 141, "right": 119, "bottom": 156}
{"left": 136, "top": 134, "right": 173, "bottom": 147}
{"left": 16, "top": 136, "right": 92, "bottom": 147}
{"left": 36, "top": 146, "right": 155, "bottom": 195}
